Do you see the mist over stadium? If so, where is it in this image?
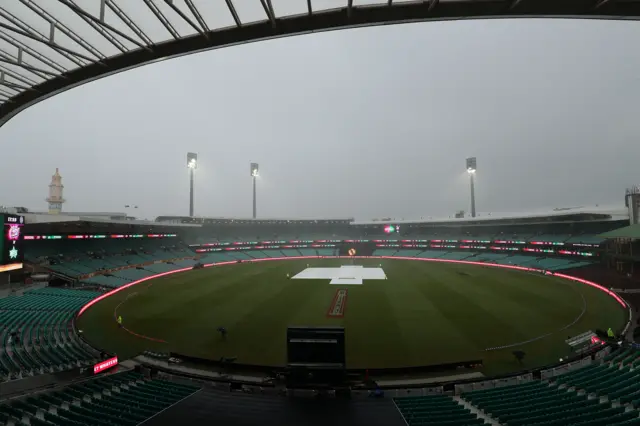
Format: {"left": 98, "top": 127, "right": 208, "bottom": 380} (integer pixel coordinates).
{"left": 1, "top": 2, "right": 640, "bottom": 426}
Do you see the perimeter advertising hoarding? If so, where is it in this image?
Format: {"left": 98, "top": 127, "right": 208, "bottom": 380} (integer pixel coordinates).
{"left": 0, "top": 214, "right": 24, "bottom": 272}
{"left": 93, "top": 356, "right": 119, "bottom": 374}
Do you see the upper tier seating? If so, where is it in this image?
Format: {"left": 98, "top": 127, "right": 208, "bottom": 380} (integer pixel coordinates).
{"left": 26, "top": 239, "right": 194, "bottom": 282}
{"left": 528, "top": 234, "right": 573, "bottom": 243}
{"left": 370, "top": 250, "right": 588, "bottom": 271}
{"left": 565, "top": 234, "right": 605, "bottom": 244}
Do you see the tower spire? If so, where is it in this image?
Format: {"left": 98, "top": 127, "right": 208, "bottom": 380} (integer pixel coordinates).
{"left": 46, "top": 168, "right": 65, "bottom": 214}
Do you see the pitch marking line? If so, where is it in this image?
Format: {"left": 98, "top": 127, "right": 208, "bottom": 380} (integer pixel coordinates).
{"left": 327, "top": 288, "right": 348, "bottom": 318}
{"left": 484, "top": 280, "right": 588, "bottom": 351}
{"left": 114, "top": 292, "right": 168, "bottom": 344}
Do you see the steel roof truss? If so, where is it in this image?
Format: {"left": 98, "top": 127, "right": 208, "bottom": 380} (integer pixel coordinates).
{"left": 260, "top": 0, "right": 276, "bottom": 28}
{"left": 105, "top": 0, "right": 154, "bottom": 46}
{"left": 0, "top": 88, "right": 15, "bottom": 98}
{"left": 143, "top": 0, "right": 180, "bottom": 40}
{"left": 0, "top": 52, "right": 58, "bottom": 79}
{"left": 21, "top": 0, "right": 106, "bottom": 60}
{"left": 0, "top": 61, "right": 40, "bottom": 85}
{"left": 0, "top": 9, "right": 89, "bottom": 66}
{"left": 0, "top": 78, "right": 34, "bottom": 92}
{"left": 0, "top": 31, "right": 67, "bottom": 73}
{"left": 60, "top": 0, "right": 151, "bottom": 51}
{"left": 164, "top": 0, "right": 206, "bottom": 37}
{"left": 65, "top": 0, "right": 127, "bottom": 53}
{"left": 225, "top": 0, "right": 242, "bottom": 27}
{"left": 184, "top": 0, "right": 209, "bottom": 32}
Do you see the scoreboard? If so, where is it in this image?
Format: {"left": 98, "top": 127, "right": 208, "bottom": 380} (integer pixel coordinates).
{"left": 383, "top": 224, "right": 400, "bottom": 234}
{"left": 0, "top": 214, "right": 24, "bottom": 272}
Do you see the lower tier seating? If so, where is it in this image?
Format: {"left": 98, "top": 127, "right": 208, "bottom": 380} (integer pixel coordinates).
{"left": 394, "top": 394, "right": 484, "bottom": 426}
{"left": 461, "top": 379, "right": 640, "bottom": 426}
{"left": 0, "top": 288, "right": 101, "bottom": 381}
{"left": 0, "top": 370, "right": 201, "bottom": 426}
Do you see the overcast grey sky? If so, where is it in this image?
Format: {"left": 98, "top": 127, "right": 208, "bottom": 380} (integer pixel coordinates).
{"left": 1, "top": 18, "right": 639, "bottom": 220}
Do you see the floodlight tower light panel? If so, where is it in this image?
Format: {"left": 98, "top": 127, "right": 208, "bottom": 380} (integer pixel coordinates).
{"left": 466, "top": 157, "right": 477, "bottom": 172}
{"left": 187, "top": 152, "right": 198, "bottom": 169}
{"left": 251, "top": 163, "right": 259, "bottom": 177}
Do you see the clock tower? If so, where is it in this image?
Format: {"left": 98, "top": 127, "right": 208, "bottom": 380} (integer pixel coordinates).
{"left": 46, "top": 168, "right": 65, "bottom": 214}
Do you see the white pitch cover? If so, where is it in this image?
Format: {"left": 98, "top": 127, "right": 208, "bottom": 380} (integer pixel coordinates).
{"left": 292, "top": 265, "right": 386, "bottom": 285}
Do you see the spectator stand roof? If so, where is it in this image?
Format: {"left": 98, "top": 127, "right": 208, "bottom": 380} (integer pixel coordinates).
{"left": 353, "top": 205, "right": 629, "bottom": 225}
{"left": 599, "top": 224, "right": 640, "bottom": 240}
{"left": 23, "top": 213, "right": 201, "bottom": 231}
{"left": 1, "top": 0, "right": 640, "bottom": 128}
{"left": 22, "top": 220, "right": 196, "bottom": 239}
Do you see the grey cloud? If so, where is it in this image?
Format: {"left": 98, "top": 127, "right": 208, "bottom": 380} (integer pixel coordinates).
{"left": 1, "top": 18, "right": 639, "bottom": 220}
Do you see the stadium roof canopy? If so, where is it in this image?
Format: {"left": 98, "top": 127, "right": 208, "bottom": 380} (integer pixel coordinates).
{"left": 599, "top": 224, "right": 640, "bottom": 239}
{"left": 23, "top": 212, "right": 200, "bottom": 226}
{"left": 353, "top": 205, "right": 629, "bottom": 225}
{"left": 1, "top": 0, "right": 640, "bottom": 128}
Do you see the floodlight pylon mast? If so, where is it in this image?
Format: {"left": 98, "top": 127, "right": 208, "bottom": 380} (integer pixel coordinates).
{"left": 187, "top": 153, "right": 198, "bottom": 217}
{"left": 252, "top": 176, "right": 257, "bottom": 219}
{"left": 250, "top": 163, "right": 259, "bottom": 219}
{"left": 189, "top": 168, "right": 195, "bottom": 217}
{"left": 469, "top": 172, "right": 476, "bottom": 218}
{"left": 466, "top": 157, "right": 477, "bottom": 218}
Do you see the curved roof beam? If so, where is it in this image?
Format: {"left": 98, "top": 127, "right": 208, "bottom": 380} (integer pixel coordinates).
{"left": 0, "top": 0, "right": 639, "bottom": 129}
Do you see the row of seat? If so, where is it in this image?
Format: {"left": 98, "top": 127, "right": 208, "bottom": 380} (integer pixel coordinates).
{"left": 394, "top": 395, "right": 484, "bottom": 426}
{"left": 0, "top": 370, "right": 201, "bottom": 426}
{"left": 553, "top": 347, "right": 640, "bottom": 406}
{"left": 0, "top": 288, "right": 101, "bottom": 382}
{"left": 26, "top": 237, "right": 193, "bottom": 280}
{"left": 81, "top": 258, "right": 199, "bottom": 289}
{"left": 198, "top": 248, "right": 338, "bottom": 264}
{"left": 37, "top": 243, "right": 591, "bottom": 291}
{"left": 460, "top": 379, "right": 640, "bottom": 426}
{"left": 73, "top": 247, "right": 588, "bottom": 292}
{"left": 48, "top": 247, "right": 192, "bottom": 279}
{"left": 187, "top": 233, "right": 604, "bottom": 245}
{"left": 371, "top": 249, "right": 590, "bottom": 271}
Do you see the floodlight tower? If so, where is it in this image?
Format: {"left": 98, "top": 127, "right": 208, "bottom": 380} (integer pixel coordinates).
{"left": 187, "top": 153, "right": 197, "bottom": 217}
{"left": 251, "top": 163, "right": 259, "bottom": 219}
{"left": 466, "top": 157, "right": 477, "bottom": 218}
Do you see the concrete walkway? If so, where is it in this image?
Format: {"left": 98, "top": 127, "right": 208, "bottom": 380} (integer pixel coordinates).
{"left": 453, "top": 396, "right": 502, "bottom": 425}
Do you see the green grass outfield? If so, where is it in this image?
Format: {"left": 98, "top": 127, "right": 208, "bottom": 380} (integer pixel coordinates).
{"left": 77, "top": 259, "right": 627, "bottom": 376}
